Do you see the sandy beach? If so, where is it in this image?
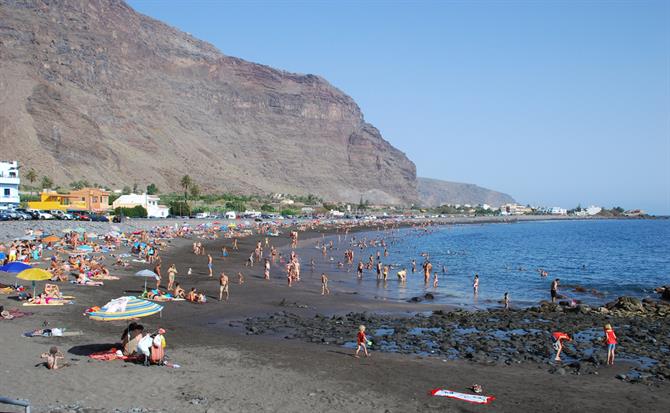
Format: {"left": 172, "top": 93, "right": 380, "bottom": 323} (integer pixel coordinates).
{"left": 1, "top": 220, "right": 668, "bottom": 413}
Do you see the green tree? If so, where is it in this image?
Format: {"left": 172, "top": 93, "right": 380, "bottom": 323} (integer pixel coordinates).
{"left": 280, "top": 208, "right": 297, "bottom": 217}
{"left": 40, "top": 175, "right": 53, "bottom": 190}
{"left": 146, "top": 183, "right": 159, "bottom": 195}
{"left": 132, "top": 182, "right": 139, "bottom": 193}
{"left": 25, "top": 168, "right": 37, "bottom": 196}
{"left": 260, "top": 203, "right": 275, "bottom": 212}
{"left": 169, "top": 200, "right": 191, "bottom": 217}
{"left": 189, "top": 183, "right": 200, "bottom": 199}
{"left": 70, "top": 180, "right": 90, "bottom": 190}
{"left": 114, "top": 205, "right": 148, "bottom": 218}
{"left": 122, "top": 186, "right": 131, "bottom": 195}
{"left": 180, "top": 175, "right": 192, "bottom": 201}
{"left": 225, "top": 200, "right": 246, "bottom": 212}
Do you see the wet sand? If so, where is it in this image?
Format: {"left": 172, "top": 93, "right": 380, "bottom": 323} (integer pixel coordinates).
{"left": 1, "top": 224, "right": 668, "bottom": 412}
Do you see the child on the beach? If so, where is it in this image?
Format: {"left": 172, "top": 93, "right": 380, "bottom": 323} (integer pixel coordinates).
{"left": 41, "top": 346, "right": 64, "bottom": 369}
{"left": 604, "top": 324, "right": 617, "bottom": 365}
{"left": 551, "top": 331, "right": 571, "bottom": 361}
{"left": 433, "top": 272, "right": 438, "bottom": 288}
{"left": 355, "top": 325, "right": 370, "bottom": 358}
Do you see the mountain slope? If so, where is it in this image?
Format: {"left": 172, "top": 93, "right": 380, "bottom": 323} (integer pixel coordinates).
{"left": 417, "top": 177, "right": 515, "bottom": 207}
{"left": 0, "top": 0, "right": 417, "bottom": 204}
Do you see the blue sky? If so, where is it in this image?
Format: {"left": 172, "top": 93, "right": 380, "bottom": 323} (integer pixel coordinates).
{"left": 128, "top": 0, "right": 670, "bottom": 214}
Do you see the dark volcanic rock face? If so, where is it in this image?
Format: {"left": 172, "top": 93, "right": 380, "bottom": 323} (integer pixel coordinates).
{"left": 0, "top": 0, "right": 417, "bottom": 204}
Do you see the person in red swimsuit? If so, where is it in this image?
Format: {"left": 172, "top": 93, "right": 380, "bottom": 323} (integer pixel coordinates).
{"left": 551, "top": 331, "right": 571, "bottom": 361}
{"left": 355, "top": 325, "right": 370, "bottom": 358}
{"left": 604, "top": 324, "right": 617, "bottom": 365}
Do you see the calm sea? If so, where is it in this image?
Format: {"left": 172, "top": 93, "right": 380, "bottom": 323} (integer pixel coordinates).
{"left": 312, "top": 219, "right": 670, "bottom": 308}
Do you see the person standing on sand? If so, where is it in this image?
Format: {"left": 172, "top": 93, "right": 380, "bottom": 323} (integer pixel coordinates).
{"left": 321, "top": 273, "right": 330, "bottom": 295}
{"left": 604, "top": 324, "right": 617, "bottom": 365}
{"left": 219, "top": 272, "right": 229, "bottom": 301}
{"left": 473, "top": 274, "right": 479, "bottom": 294}
{"left": 551, "top": 278, "right": 560, "bottom": 303}
{"left": 355, "top": 325, "right": 370, "bottom": 358}
{"left": 154, "top": 261, "right": 162, "bottom": 289}
{"left": 264, "top": 258, "right": 271, "bottom": 280}
{"left": 207, "top": 254, "right": 213, "bottom": 277}
{"left": 232, "top": 238, "right": 238, "bottom": 250}
{"left": 167, "top": 264, "right": 177, "bottom": 291}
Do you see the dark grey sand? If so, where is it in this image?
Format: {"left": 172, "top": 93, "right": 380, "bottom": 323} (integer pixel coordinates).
{"left": 0, "top": 220, "right": 668, "bottom": 413}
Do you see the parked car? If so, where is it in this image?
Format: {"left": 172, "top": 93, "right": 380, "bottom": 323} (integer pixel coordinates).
{"left": 89, "top": 214, "right": 109, "bottom": 222}
{"left": 36, "top": 211, "right": 55, "bottom": 220}
{"left": 16, "top": 208, "right": 36, "bottom": 220}
{"left": 69, "top": 211, "right": 91, "bottom": 221}
{"left": 0, "top": 212, "right": 11, "bottom": 221}
{"left": 50, "top": 210, "right": 73, "bottom": 220}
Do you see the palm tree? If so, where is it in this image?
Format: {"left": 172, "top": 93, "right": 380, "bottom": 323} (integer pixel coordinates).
{"left": 180, "top": 175, "right": 192, "bottom": 201}
{"left": 25, "top": 168, "right": 37, "bottom": 197}
{"left": 41, "top": 175, "right": 53, "bottom": 190}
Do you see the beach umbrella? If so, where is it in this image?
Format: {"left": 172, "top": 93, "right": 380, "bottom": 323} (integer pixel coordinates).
{"left": 16, "top": 268, "right": 53, "bottom": 297}
{"left": 42, "top": 235, "right": 60, "bottom": 243}
{"left": 86, "top": 296, "right": 163, "bottom": 321}
{"left": 135, "top": 269, "right": 158, "bottom": 291}
{"left": 0, "top": 262, "right": 33, "bottom": 273}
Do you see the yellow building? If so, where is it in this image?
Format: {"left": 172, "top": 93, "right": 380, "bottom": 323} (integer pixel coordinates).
{"left": 28, "top": 188, "right": 110, "bottom": 212}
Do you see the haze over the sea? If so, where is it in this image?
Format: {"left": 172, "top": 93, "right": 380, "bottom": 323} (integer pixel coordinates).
{"left": 129, "top": 0, "right": 670, "bottom": 215}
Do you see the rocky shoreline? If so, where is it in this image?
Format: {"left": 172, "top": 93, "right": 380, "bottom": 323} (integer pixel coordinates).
{"left": 243, "top": 296, "right": 670, "bottom": 384}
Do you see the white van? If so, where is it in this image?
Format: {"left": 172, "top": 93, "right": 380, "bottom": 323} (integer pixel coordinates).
{"left": 225, "top": 211, "right": 236, "bottom": 220}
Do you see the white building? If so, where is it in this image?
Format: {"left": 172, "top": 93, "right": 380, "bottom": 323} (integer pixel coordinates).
{"left": 550, "top": 207, "right": 567, "bottom": 215}
{"left": 500, "top": 203, "right": 533, "bottom": 215}
{"left": 0, "top": 161, "right": 20, "bottom": 208}
{"left": 585, "top": 205, "right": 602, "bottom": 216}
{"left": 112, "top": 193, "right": 169, "bottom": 218}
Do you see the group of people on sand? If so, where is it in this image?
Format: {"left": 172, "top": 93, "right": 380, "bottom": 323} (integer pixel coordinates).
{"left": 120, "top": 322, "right": 168, "bottom": 366}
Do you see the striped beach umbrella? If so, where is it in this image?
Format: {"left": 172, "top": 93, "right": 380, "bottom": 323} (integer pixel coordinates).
{"left": 87, "top": 296, "right": 163, "bottom": 321}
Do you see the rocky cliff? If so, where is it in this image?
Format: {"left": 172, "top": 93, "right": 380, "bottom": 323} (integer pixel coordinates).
{"left": 0, "top": 0, "right": 417, "bottom": 204}
{"left": 417, "top": 177, "right": 515, "bottom": 207}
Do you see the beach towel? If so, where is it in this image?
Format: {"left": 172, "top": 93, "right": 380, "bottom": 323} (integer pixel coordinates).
{"left": 22, "top": 301, "right": 70, "bottom": 306}
{"left": 88, "top": 348, "right": 140, "bottom": 362}
{"left": 429, "top": 388, "right": 495, "bottom": 404}
{"left": 90, "top": 275, "right": 120, "bottom": 280}
{"left": 0, "top": 309, "right": 32, "bottom": 319}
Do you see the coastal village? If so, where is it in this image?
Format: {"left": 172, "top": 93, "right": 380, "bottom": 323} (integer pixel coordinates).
{"left": 0, "top": 160, "right": 645, "bottom": 220}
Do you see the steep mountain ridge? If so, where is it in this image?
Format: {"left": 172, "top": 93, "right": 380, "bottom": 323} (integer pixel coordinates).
{"left": 417, "top": 177, "right": 515, "bottom": 207}
{"left": 0, "top": 0, "right": 417, "bottom": 204}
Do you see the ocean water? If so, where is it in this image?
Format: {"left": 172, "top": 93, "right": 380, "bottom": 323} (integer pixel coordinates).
{"left": 314, "top": 219, "right": 670, "bottom": 308}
